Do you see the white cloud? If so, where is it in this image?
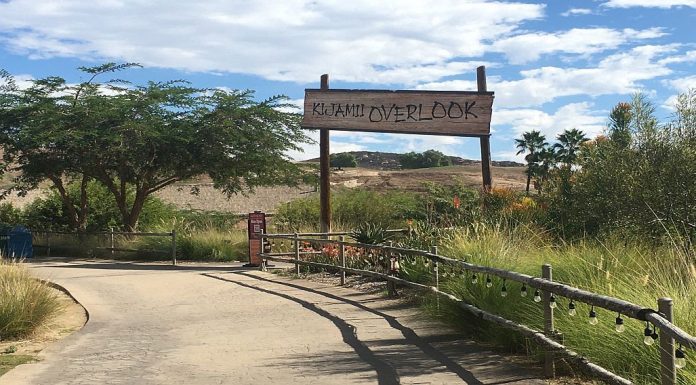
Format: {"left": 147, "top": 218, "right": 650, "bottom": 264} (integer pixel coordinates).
{"left": 419, "top": 45, "right": 687, "bottom": 108}
{"left": 491, "top": 28, "right": 665, "bottom": 64}
{"left": 602, "top": 0, "right": 696, "bottom": 8}
{"left": 661, "top": 75, "right": 696, "bottom": 110}
{"left": 561, "top": 8, "right": 594, "bottom": 16}
{"left": 0, "top": 0, "right": 544, "bottom": 84}
{"left": 493, "top": 102, "right": 606, "bottom": 140}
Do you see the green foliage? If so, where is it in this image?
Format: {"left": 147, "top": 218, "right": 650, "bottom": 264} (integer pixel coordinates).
{"left": 0, "top": 64, "right": 311, "bottom": 230}
{"left": 330, "top": 153, "right": 358, "bottom": 168}
{"left": 547, "top": 91, "right": 696, "bottom": 247}
{"left": 398, "top": 149, "right": 451, "bottom": 169}
{"left": 0, "top": 262, "right": 62, "bottom": 340}
{"left": 350, "top": 223, "right": 393, "bottom": 244}
{"left": 274, "top": 189, "right": 422, "bottom": 231}
{"left": 21, "top": 181, "right": 176, "bottom": 231}
{"left": 0, "top": 203, "right": 22, "bottom": 226}
{"left": 440, "top": 226, "right": 696, "bottom": 385}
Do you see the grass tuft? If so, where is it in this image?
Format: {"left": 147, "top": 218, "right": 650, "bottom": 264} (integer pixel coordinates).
{"left": 0, "top": 260, "right": 63, "bottom": 340}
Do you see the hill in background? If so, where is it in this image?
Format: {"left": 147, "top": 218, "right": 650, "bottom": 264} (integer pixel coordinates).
{"left": 304, "top": 151, "right": 523, "bottom": 170}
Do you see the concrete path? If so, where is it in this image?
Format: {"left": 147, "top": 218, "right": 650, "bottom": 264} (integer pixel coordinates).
{"left": 3, "top": 260, "right": 546, "bottom": 385}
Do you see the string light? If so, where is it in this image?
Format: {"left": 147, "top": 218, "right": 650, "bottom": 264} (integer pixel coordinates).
{"left": 520, "top": 283, "right": 528, "bottom": 297}
{"left": 533, "top": 289, "right": 542, "bottom": 303}
{"left": 471, "top": 273, "right": 478, "bottom": 284}
{"left": 549, "top": 294, "right": 557, "bottom": 309}
{"left": 644, "top": 322, "right": 654, "bottom": 346}
{"left": 568, "top": 300, "right": 577, "bottom": 316}
{"left": 486, "top": 275, "right": 493, "bottom": 288}
{"left": 675, "top": 344, "right": 687, "bottom": 369}
{"left": 615, "top": 313, "right": 625, "bottom": 333}
{"left": 501, "top": 280, "right": 508, "bottom": 297}
{"left": 589, "top": 306, "right": 598, "bottom": 325}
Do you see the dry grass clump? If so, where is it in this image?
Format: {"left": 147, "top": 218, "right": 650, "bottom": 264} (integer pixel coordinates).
{"left": 0, "top": 259, "right": 62, "bottom": 339}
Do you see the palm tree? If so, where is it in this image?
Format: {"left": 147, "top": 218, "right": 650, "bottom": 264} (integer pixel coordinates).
{"left": 554, "top": 128, "right": 588, "bottom": 168}
{"left": 534, "top": 146, "right": 557, "bottom": 193}
{"left": 515, "top": 130, "right": 548, "bottom": 193}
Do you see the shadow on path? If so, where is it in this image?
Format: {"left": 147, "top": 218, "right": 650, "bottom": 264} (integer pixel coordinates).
{"left": 203, "top": 273, "right": 401, "bottom": 385}
{"left": 29, "top": 259, "right": 252, "bottom": 273}
{"left": 205, "top": 271, "right": 489, "bottom": 385}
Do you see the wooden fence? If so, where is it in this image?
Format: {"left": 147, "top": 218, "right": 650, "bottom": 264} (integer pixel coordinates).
{"left": 32, "top": 230, "right": 178, "bottom": 265}
{"left": 259, "top": 231, "right": 694, "bottom": 385}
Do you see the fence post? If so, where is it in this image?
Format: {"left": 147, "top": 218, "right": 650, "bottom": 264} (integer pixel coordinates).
{"left": 386, "top": 241, "right": 395, "bottom": 296}
{"left": 294, "top": 233, "right": 300, "bottom": 275}
{"left": 110, "top": 227, "right": 115, "bottom": 257}
{"left": 340, "top": 235, "right": 346, "bottom": 285}
{"left": 432, "top": 246, "right": 439, "bottom": 310}
{"left": 46, "top": 234, "right": 51, "bottom": 258}
{"left": 542, "top": 264, "right": 555, "bottom": 378}
{"left": 171, "top": 230, "right": 177, "bottom": 266}
{"left": 658, "top": 298, "right": 676, "bottom": 385}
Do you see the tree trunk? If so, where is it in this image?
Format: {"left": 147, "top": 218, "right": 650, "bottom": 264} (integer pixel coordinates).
{"left": 525, "top": 172, "right": 531, "bottom": 193}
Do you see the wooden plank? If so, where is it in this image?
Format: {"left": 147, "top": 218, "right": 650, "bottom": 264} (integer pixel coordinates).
{"left": 319, "top": 74, "right": 332, "bottom": 236}
{"left": 302, "top": 89, "right": 493, "bottom": 136}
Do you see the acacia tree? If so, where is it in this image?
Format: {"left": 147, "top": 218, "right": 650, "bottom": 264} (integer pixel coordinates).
{"left": 0, "top": 64, "right": 311, "bottom": 231}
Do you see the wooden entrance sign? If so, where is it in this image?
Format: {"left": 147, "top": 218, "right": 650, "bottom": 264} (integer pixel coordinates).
{"left": 302, "top": 66, "right": 495, "bottom": 234}
{"left": 302, "top": 90, "right": 493, "bottom": 136}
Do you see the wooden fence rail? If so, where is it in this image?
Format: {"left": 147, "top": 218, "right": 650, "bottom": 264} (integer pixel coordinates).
{"left": 260, "top": 232, "right": 694, "bottom": 385}
{"left": 32, "top": 230, "right": 178, "bottom": 265}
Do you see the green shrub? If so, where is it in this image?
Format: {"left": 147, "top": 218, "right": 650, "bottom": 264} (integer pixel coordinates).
{"left": 0, "top": 203, "right": 22, "bottom": 227}
{"left": 22, "top": 181, "right": 176, "bottom": 231}
{"left": 274, "top": 189, "right": 422, "bottom": 231}
{"left": 0, "top": 261, "right": 62, "bottom": 339}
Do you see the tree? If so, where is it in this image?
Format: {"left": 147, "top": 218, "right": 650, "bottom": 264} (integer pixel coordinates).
{"left": 399, "top": 149, "right": 451, "bottom": 169}
{"left": 514, "top": 130, "right": 548, "bottom": 193}
{"left": 330, "top": 153, "right": 358, "bottom": 169}
{"left": 553, "top": 128, "right": 588, "bottom": 167}
{"left": 0, "top": 64, "right": 312, "bottom": 231}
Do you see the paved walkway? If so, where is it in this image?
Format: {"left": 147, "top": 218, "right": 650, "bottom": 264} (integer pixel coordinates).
{"left": 3, "top": 260, "right": 546, "bottom": 385}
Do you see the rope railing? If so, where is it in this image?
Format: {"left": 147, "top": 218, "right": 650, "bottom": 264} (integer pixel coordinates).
{"left": 260, "top": 232, "right": 694, "bottom": 385}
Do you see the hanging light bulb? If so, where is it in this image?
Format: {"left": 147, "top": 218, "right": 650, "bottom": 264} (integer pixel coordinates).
{"left": 651, "top": 324, "right": 658, "bottom": 342}
{"left": 615, "top": 314, "right": 625, "bottom": 333}
{"left": 589, "top": 306, "right": 598, "bottom": 325}
{"left": 533, "top": 289, "right": 542, "bottom": 303}
{"left": 568, "top": 301, "right": 577, "bottom": 316}
{"left": 644, "top": 323, "right": 654, "bottom": 346}
{"left": 520, "top": 284, "right": 528, "bottom": 297}
{"left": 549, "top": 294, "right": 557, "bottom": 309}
{"left": 471, "top": 273, "right": 478, "bottom": 284}
{"left": 501, "top": 281, "right": 508, "bottom": 297}
{"left": 486, "top": 275, "right": 493, "bottom": 288}
{"left": 675, "top": 345, "right": 687, "bottom": 369}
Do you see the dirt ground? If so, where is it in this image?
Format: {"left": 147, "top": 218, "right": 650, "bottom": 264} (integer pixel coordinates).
{"left": 2, "top": 165, "right": 526, "bottom": 214}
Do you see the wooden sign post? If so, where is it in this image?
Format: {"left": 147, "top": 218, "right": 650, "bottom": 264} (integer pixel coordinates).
{"left": 302, "top": 67, "right": 494, "bottom": 233}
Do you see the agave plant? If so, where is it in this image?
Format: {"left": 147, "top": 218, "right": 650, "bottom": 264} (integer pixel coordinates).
{"left": 350, "top": 223, "right": 393, "bottom": 245}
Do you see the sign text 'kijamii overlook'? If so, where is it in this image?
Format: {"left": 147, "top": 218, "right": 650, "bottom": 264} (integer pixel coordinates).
{"left": 302, "top": 90, "right": 494, "bottom": 137}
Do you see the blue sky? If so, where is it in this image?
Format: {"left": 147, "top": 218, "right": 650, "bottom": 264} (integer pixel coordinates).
{"left": 0, "top": 0, "right": 694, "bottom": 161}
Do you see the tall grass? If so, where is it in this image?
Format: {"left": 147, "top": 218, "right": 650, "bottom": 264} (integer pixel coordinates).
{"left": 0, "top": 260, "right": 63, "bottom": 339}
{"left": 434, "top": 223, "right": 696, "bottom": 385}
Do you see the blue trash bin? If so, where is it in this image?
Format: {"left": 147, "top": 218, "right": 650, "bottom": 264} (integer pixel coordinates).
{"left": 7, "top": 226, "right": 33, "bottom": 258}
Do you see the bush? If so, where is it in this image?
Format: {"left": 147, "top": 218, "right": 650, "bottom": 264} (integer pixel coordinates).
{"left": 274, "top": 189, "right": 422, "bottom": 231}
{"left": 399, "top": 149, "right": 451, "bottom": 169}
{"left": 0, "top": 261, "right": 62, "bottom": 339}
{"left": 330, "top": 153, "right": 358, "bottom": 168}
{"left": 22, "top": 181, "right": 176, "bottom": 231}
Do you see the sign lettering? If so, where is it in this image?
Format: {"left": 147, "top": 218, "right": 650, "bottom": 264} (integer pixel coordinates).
{"left": 302, "top": 90, "right": 493, "bottom": 136}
